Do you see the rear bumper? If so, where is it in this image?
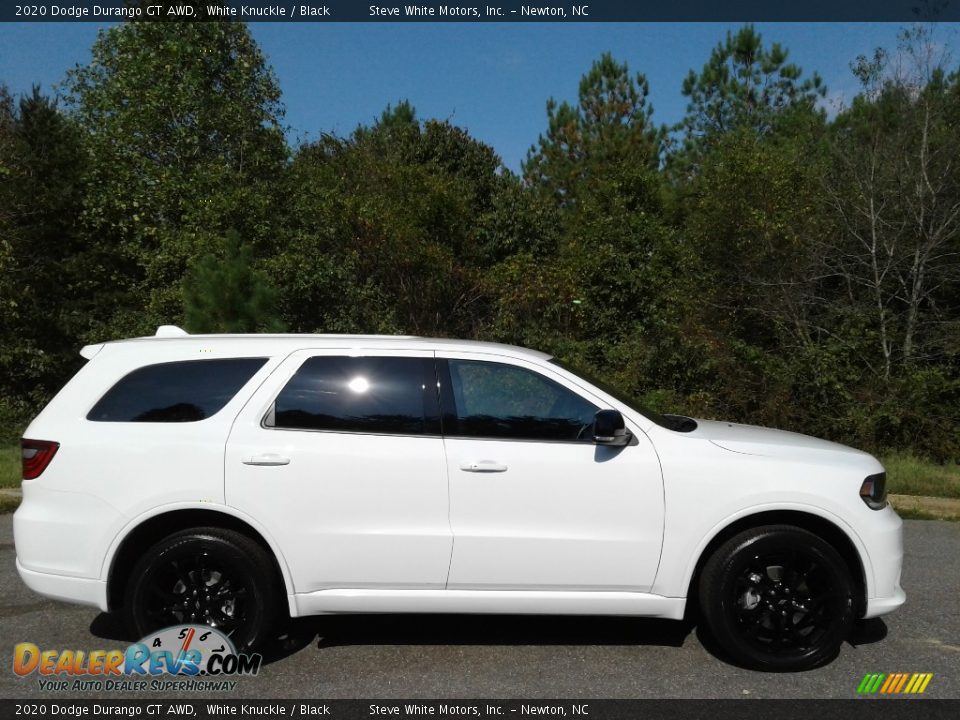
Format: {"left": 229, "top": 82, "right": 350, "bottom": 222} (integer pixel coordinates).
{"left": 14, "top": 483, "right": 122, "bottom": 579}
{"left": 16, "top": 558, "right": 108, "bottom": 612}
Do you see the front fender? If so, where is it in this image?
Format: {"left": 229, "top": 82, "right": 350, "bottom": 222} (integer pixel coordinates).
{"left": 653, "top": 500, "right": 873, "bottom": 602}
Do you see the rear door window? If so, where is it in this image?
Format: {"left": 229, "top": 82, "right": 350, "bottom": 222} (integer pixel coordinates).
{"left": 87, "top": 358, "right": 267, "bottom": 422}
{"left": 268, "top": 356, "right": 440, "bottom": 435}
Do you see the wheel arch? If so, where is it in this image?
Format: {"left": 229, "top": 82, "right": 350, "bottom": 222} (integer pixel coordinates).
{"left": 104, "top": 505, "right": 294, "bottom": 615}
{"left": 684, "top": 509, "right": 869, "bottom": 620}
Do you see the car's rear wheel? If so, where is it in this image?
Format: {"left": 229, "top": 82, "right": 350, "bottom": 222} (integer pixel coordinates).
{"left": 698, "top": 524, "right": 854, "bottom": 671}
{"left": 123, "top": 527, "right": 279, "bottom": 651}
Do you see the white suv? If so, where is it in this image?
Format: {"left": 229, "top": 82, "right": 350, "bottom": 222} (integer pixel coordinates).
{"left": 14, "top": 327, "right": 905, "bottom": 670}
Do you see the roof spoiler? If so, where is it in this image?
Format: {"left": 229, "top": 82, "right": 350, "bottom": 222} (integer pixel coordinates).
{"left": 80, "top": 343, "right": 104, "bottom": 360}
{"left": 80, "top": 325, "right": 188, "bottom": 359}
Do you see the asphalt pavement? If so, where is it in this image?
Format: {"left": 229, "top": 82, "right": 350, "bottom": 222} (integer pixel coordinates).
{"left": 1, "top": 516, "right": 957, "bottom": 699}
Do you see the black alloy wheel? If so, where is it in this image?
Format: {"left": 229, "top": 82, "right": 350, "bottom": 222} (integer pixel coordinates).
{"left": 699, "top": 524, "right": 854, "bottom": 671}
{"left": 124, "top": 527, "right": 279, "bottom": 651}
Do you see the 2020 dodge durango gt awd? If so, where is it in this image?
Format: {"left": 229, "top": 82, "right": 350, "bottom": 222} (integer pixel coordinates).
{"left": 14, "top": 327, "right": 905, "bottom": 671}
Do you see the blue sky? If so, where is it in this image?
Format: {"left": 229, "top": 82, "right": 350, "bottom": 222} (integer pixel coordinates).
{"left": 1, "top": 22, "right": 956, "bottom": 170}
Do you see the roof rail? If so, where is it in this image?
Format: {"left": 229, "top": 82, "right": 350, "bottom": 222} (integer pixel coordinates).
{"left": 155, "top": 325, "right": 189, "bottom": 338}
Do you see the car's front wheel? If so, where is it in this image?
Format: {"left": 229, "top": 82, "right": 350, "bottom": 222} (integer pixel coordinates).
{"left": 698, "top": 524, "right": 854, "bottom": 671}
{"left": 124, "top": 527, "right": 280, "bottom": 651}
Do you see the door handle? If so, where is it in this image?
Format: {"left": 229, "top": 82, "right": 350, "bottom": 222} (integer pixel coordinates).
{"left": 459, "top": 460, "right": 508, "bottom": 473}
{"left": 242, "top": 453, "right": 290, "bottom": 466}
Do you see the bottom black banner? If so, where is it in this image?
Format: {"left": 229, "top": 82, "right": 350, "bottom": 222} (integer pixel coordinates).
{"left": 2, "top": 699, "right": 959, "bottom": 720}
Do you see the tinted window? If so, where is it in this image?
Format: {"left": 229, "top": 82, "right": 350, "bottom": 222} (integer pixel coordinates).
{"left": 270, "top": 356, "right": 439, "bottom": 435}
{"left": 548, "top": 358, "right": 697, "bottom": 432}
{"left": 446, "top": 360, "right": 598, "bottom": 441}
{"left": 88, "top": 358, "right": 267, "bottom": 422}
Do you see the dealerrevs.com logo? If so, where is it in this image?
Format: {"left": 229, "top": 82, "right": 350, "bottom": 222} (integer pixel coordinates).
{"left": 857, "top": 672, "right": 934, "bottom": 695}
{"left": 13, "top": 625, "right": 261, "bottom": 692}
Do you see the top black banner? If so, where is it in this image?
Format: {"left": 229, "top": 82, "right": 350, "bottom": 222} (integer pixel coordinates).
{"left": 4, "top": 0, "right": 960, "bottom": 22}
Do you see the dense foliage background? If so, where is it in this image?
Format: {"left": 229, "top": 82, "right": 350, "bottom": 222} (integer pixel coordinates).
{"left": 1, "top": 21, "right": 958, "bottom": 459}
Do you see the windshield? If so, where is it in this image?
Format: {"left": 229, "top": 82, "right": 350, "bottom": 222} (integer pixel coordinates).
{"left": 549, "top": 358, "right": 697, "bottom": 433}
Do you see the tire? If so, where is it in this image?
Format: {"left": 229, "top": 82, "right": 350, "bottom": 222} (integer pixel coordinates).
{"left": 123, "top": 527, "right": 280, "bottom": 651}
{"left": 698, "top": 524, "right": 854, "bottom": 671}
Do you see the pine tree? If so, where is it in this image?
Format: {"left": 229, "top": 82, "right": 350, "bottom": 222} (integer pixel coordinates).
{"left": 183, "top": 230, "right": 284, "bottom": 333}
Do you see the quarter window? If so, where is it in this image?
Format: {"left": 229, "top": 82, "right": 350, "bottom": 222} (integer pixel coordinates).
{"left": 87, "top": 358, "right": 267, "bottom": 423}
{"left": 269, "top": 356, "right": 439, "bottom": 435}
{"left": 445, "top": 359, "right": 598, "bottom": 441}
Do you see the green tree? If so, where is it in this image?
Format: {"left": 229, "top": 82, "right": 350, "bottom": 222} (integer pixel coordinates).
{"left": 182, "top": 230, "right": 283, "bottom": 333}
{"left": 514, "top": 55, "right": 712, "bottom": 411}
{"left": 825, "top": 29, "right": 960, "bottom": 378}
{"left": 492, "top": 162, "right": 711, "bottom": 410}
{"left": 677, "top": 25, "right": 825, "bottom": 163}
{"left": 0, "top": 87, "right": 87, "bottom": 436}
{"left": 680, "top": 125, "right": 843, "bottom": 431}
{"left": 63, "top": 20, "right": 288, "bottom": 335}
{"left": 524, "top": 53, "right": 660, "bottom": 205}
{"left": 663, "top": 27, "right": 843, "bottom": 437}
{"left": 276, "top": 103, "right": 526, "bottom": 337}
{"left": 0, "top": 85, "right": 15, "bottom": 269}
{"left": 816, "top": 28, "right": 960, "bottom": 457}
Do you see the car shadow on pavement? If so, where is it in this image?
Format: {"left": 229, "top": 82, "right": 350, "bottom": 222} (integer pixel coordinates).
{"left": 90, "top": 612, "right": 694, "bottom": 665}
{"left": 89, "top": 612, "right": 133, "bottom": 642}
{"left": 89, "top": 611, "right": 886, "bottom": 669}
{"left": 258, "top": 613, "right": 697, "bottom": 665}
{"left": 90, "top": 612, "right": 695, "bottom": 666}
{"left": 849, "top": 617, "right": 889, "bottom": 646}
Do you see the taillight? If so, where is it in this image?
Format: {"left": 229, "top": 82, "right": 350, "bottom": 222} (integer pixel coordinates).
{"left": 21, "top": 439, "right": 59, "bottom": 480}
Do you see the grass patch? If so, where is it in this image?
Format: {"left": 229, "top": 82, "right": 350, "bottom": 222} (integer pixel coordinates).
{"left": 0, "top": 444, "right": 20, "bottom": 490}
{"left": 893, "top": 504, "right": 960, "bottom": 522}
{"left": 1, "top": 444, "right": 21, "bottom": 513}
{"left": 882, "top": 452, "right": 960, "bottom": 499}
{"left": 0, "top": 494, "right": 20, "bottom": 514}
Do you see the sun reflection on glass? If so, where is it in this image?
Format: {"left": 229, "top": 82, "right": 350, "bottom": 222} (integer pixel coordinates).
{"left": 347, "top": 376, "right": 370, "bottom": 393}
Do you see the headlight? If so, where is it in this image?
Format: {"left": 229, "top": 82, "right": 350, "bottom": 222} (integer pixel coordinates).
{"left": 860, "top": 472, "right": 888, "bottom": 510}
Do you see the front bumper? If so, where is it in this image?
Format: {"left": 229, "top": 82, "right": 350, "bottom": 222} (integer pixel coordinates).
{"left": 864, "top": 584, "right": 907, "bottom": 619}
{"left": 859, "top": 504, "right": 905, "bottom": 619}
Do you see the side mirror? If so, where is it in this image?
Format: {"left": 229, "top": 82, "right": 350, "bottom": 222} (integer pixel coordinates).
{"left": 593, "top": 409, "right": 631, "bottom": 446}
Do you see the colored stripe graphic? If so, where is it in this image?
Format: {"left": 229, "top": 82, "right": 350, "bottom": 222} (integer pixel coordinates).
{"left": 906, "top": 673, "right": 933, "bottom": 693}
{"left": 857, "top": 672, "right": 932, "bottom": 694}
{"left": 880, "top": 674, "right": 897, "bottom": 693}
{"left": 857, "top": 673, "right": 885, "bottom": 693}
